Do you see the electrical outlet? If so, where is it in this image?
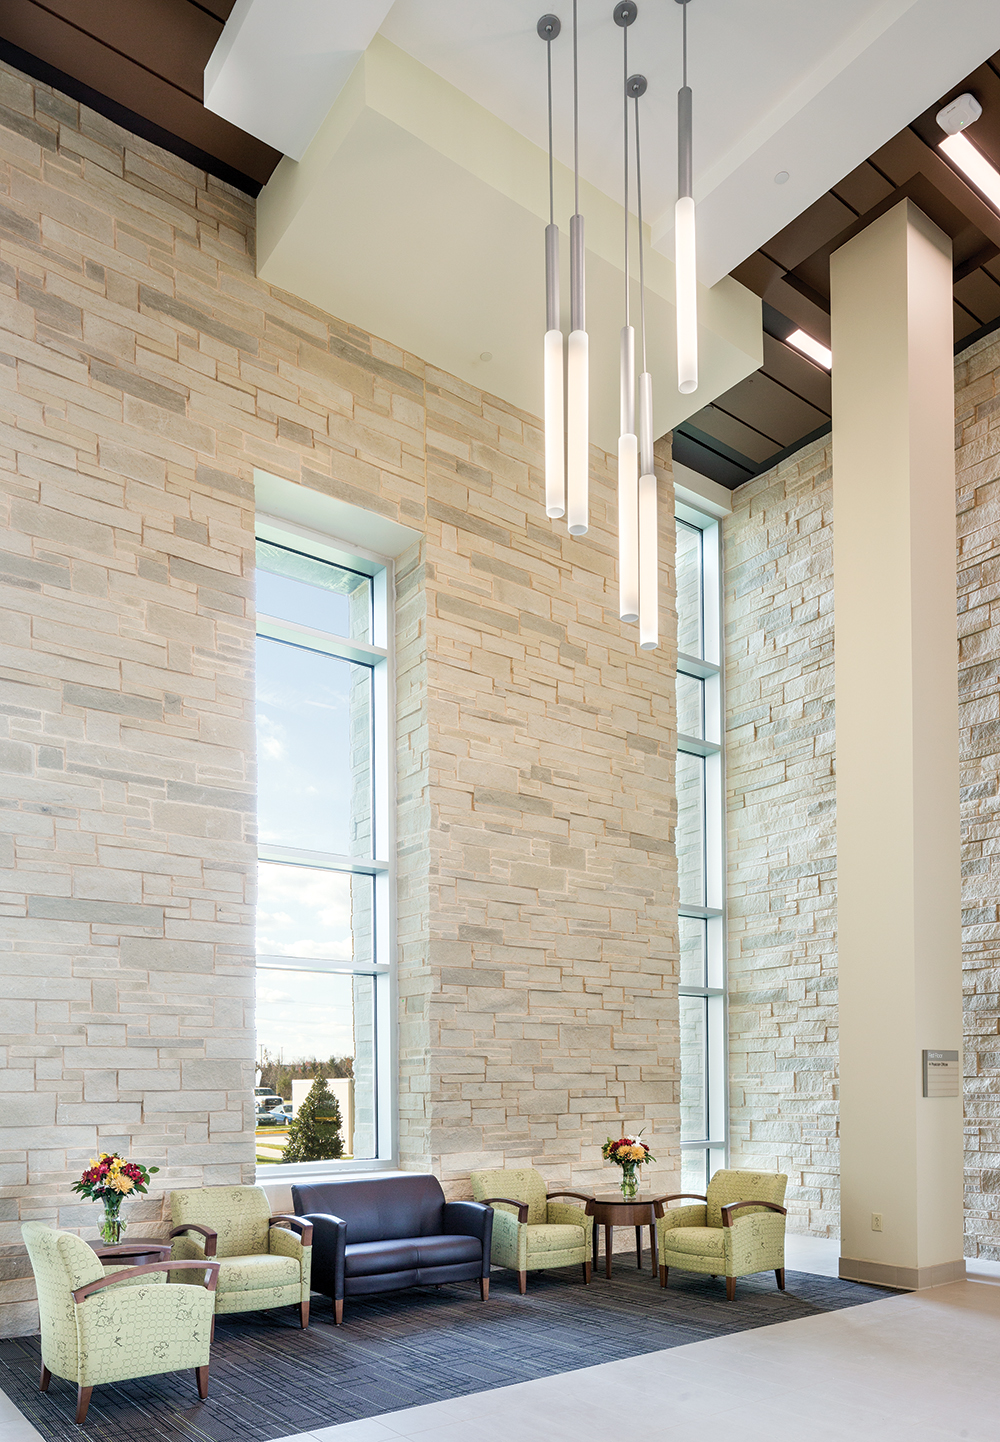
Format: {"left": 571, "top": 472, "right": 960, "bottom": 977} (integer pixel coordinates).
{"left": 871, "top": 1212, "right": 883, "bottom": 1232}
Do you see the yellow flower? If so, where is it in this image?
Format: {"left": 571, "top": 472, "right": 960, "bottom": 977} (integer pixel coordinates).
{"left": 628, "top": 1144, "right": 646, "bottom": 1161}
{"left": 109, "top": 1174, "right": 134, "bottom": 1194}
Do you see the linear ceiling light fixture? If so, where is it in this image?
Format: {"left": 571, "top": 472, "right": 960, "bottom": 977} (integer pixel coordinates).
{"left": 786, "top": 329, "right": 832, "bottom": 370}
{"left": 538, "top": 14, "right": 565, "bottom": 520}
{"left": 937, "top": 93, "right": 1000, "bottom": 214}
{"left": 674, "top": 0, "right": 697, "bottom": 395}
{"left": 566, "top": 0, "right": 590, "bottom": 535}
{"left": 615, "top": 1, "right": 639, "bottom": 625}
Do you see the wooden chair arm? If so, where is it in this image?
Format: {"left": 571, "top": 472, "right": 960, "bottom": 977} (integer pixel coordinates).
{"left": 654, "top": 1193, "right": 708, "bottom": 1218}
{"left": 546, "top": 1191, "right": 593, "bottom": 1204}
{"left": 73, "top": 1260, "right": 220, "bottom": 1303}
{"left": 721, "top": 1199, "right": 788, "bottom": 1227}
{"left": 270, "top": 1214, "right": 314, "bottom": 1246}
{"left": 169, "top": 1222, "right": 218, "bottom": 1257}
{"left": 480, "top": 1197, "right": 530, "bottom": 1224}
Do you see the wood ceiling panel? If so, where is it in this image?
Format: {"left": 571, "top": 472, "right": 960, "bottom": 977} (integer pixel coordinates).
{"left": 715, "top": 371, "right": 830, "bottom": 449}
{"left": 761, "top": 334, "right": 831, "bottom": 415}
{"left": 0, "top": 0, "right": 280, "bottom": 188}
{"left": 36, "top": 0, "right": 223, "bottom": 99}
{"left": 762, "top": 191, "right": 858, "bottom": 273}
{"left": 954, "top": 301, "right": 982, "bottom": 342}
{"left": 684, "top": 402, "right": 781, "bottom": 465}
{"left": 832, "top": 161, "right": 895, "bottom": 216}
{"left": 954, "top": 269, "right": 1000, "bottom": 325}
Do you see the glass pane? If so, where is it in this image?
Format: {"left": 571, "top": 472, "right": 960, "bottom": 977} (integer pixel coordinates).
{"left": 677, "top": 672, "right": 704, "bottom": 739}
{"left": 680, "top": 1147, "right": 708, "bottom": 1197}
{"left": 255, "top": 967, "right": 376, "bottom": 1162}
{"left": 256, "top": 861, "right": 373, "bottom": 967}
{"left": 679, "top": 915, "right": 707, "bottom": 987}
{"left": 676, "top": 751, "right": 706, "bottom": 907}
{"left": 680, "top": 994, "right": 708, "bottom": 1142}
{"left": 256, "top": 541, "right": 371, "bottom": 643}
{"left": 676, "top": 521, "right": 704, "bottom": 658}
{"left": 257, "top": 636, "right": 372, "bottom": 856}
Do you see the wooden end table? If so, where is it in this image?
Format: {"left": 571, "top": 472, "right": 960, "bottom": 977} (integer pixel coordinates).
{"left": 88, "top": 1239, "right": 172, "bottom": 1268}
{"left": 587, "top": 1194, "right": 666, "bottom": 1278}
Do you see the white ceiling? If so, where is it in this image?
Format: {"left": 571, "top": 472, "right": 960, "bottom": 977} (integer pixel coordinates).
{"left": 209, "top": 0, "right": 1000, "bottom": 284}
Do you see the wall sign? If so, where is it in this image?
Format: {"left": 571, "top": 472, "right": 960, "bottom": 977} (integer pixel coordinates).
{"left": 922, "top": 1050, "right": 960, "bottom": 1098}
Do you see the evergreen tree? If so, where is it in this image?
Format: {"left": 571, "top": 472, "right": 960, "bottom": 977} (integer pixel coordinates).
{"left": 282, "top": 1076, "right": 344, "bottom": 1163}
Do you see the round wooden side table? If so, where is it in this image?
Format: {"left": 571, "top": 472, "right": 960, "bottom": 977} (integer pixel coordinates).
{"left": 587, "top": 1194, "right": 665, "bottom": 1278}
{"left": 87, "top": 1238, "right": 172, "bottom": 1267}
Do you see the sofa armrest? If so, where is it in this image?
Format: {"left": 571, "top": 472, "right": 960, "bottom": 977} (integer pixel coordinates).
{"left": 442, "top": 1201, "right": 493, "bottom": 1275}
{"left": 300, "top": 1211, "right": 347, "bottom": 1301}
{"left": 73, "top": 1260, "right": 220, "bottom": 1302}
{"left": 720, "top": 1199, "right": 787, "bottom": 1228}
{"left": 169, "top": 1222, "right": 218, "bottom": 1257}
{"left": 546, "top": 1191, "right": 593, "bottom": 1204}
{"left": 657, "top": 1203, "right": 708, "bottom": 1232}
{"left": 269, "top": 1214, "right": 314, "bottom": 1247}
{"left": 479, "top": 1196, "right": 529, "bottom": 1224}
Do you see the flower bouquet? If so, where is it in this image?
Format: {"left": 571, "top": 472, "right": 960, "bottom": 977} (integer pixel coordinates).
{"left": 72, "top": 1153, "right": 159, "bottom": 1245}
{"left": 602, "top": 1133, "right": 655, "bottom": 1199}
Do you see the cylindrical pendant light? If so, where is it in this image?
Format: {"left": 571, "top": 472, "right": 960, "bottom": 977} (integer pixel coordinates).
{"left": 538, "top": 15, "right": 565, "bottom": 518}
{"left": 615, "top": 2, "right": 639, "bottom": 623}
{"left": 566, "top": 0, "right": 589, "bottom": 536}
{"left": 633, "top": 73, "right": 658, "bottom": 649}
{"left": 675, "top": 0, "right": 698, "bottom": 394}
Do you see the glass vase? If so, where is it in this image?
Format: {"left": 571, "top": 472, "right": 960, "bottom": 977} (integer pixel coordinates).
{"left": 620, "top": 1162, "right": 640, "bottom": 1199}
{"left": 98, "top": 1195, "right": 128, "bottom": 1245}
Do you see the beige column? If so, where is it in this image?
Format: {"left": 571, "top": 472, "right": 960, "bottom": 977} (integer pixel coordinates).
{"left": 831, "top": 199, "right": 965, "bottom": 1290}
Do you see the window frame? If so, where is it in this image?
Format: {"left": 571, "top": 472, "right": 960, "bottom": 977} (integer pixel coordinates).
{"left": 253, "top": 512, "right": 398, "bottom": 1179}
{"left": 675, "top": 501, "right": 728, "bottom": 1191}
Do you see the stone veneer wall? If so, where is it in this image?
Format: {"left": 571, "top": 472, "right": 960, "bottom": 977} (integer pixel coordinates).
{"left": 0, "top": 64, "right": 681, "bottom": 1334}
{"left": 724, "top": 331, "right": 1000, "bottom": 1253}
{"left": 723, "top": 438, "right": 838, "bottom": 1236}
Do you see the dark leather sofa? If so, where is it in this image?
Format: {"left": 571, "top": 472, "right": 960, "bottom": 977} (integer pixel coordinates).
{"left": 291, "top": 1174, "right": 493, "bottom": 1323}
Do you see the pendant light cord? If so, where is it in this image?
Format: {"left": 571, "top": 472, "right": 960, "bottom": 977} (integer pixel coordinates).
{"left": 634, "top": 95, "right": 647, "bottom": 374}
{"left": 572, "top": 0, "right": 580, "bottom": 215}
{"left": 682, "top": 0, "right": 688, "bottom": 87}
{"left": 547, "top": 34, "right": 555, "bottom": 227}
{"left": 623, "top": 24, "right": 629, "bottom": 326}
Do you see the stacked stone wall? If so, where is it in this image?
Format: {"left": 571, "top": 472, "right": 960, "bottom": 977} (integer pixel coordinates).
{"left": 0, "top": 62, "right": 682, "bottom": 1333}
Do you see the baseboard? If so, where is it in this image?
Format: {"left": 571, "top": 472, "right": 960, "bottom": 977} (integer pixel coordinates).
{"left": 838, "top": 1256, "right": 967, "bottom": 1290}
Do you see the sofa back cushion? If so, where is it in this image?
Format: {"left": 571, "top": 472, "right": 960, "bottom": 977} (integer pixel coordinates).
{"left": 705, "top": 1169, "right": 788, "bottom": 1229}
{"left": 292, "top": 1174, "right": 446, "bottom": 1244}
{"left": 171, "top": 1184, "right": 271, "bottom": 1258}
{"left": 470, "top": 1168, "right": 547, "bottom": 1224}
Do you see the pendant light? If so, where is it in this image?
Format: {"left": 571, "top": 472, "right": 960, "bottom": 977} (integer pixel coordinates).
{"left": 615, "top": 2, "right": 638, "bottom": 624}
{"left": 675, "top": 0, "right": 697, "bottom": 395}
{"left": 566, "top": 0, "right": 589, "bottom": 535}
{"left": 632, "top": 70, "right": 658, "bottom": 649}
{"left": 538, "top": 15, "right": 565, "bottom": 519}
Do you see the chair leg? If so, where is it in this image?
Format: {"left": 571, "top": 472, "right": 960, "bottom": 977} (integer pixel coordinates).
{"left": 726, "top": 1276, "right": 736, "bottom": 1301}
{"left": 76, "top": 1386, "right": 93, "bottom": 1424}
{"left": 480, "top": 1276, "right": 489, "bottom": 1301}
{"left": 210, "top": 1314, "right": 215, "bottom": 1343}
{"left": 196, "top": 1365, "right": 209, "bottom": 1401}
{"left": 518, "top": 1270, "right": 527, "bottom": 1295}
{"left": 583, "top": 1260, "right": 591, "bottom": 1284}
{"left": 776, "top": 1268, "right": 786, "bottom": 1291}
{"left": 334, "top": 1298, "right": 344, "bottom": 1325}
{"left": 300, "top": 1299, "right": 310, "bottom": 1328}
{"left": 39, "top": 1364, "right": 51, "bottom": 1393}
{"left": 659, "top": 1265, "right": 668, "bottom": 1289}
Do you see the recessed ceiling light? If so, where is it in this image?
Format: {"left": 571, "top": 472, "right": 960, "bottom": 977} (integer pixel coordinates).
{"left": 786, "top": 328, "right": 832, "bottom": 370}
{"left": 774, "top": 170, "right": 789, "bottom": 185}
{"left": 479, "top": 352, "right": 492, "bottom": 362}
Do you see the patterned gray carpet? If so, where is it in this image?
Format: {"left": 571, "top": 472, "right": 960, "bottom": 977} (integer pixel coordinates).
{"left": 0, "top": 1258, "right": 892, "bottom": 1442}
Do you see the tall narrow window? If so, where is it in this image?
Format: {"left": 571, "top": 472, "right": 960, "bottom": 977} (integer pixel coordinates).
{"left": 675, "top": 509, "right": 726, "bottom": 1192}
{"left": 254, "top": 517, "right": 394, "bottom": 1173}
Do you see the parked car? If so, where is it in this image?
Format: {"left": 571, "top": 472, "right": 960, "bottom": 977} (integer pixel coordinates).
{"left": 255, "top": 1107, "right": 286, "bottom": 1127}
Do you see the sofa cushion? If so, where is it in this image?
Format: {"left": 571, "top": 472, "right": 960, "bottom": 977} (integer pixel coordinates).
{"left": 345, "top": 1240, "right": 419, "bottom": 1277}
{"left": 526, "top": 1224, "right": 586, "bottom": 1255}
{"left": 413, "top": 1235, "right": 481, "bottom": 1268}
{"left": 662, "top": 1226, "right": 725, "bottom": 1259}
{"left": 293, "top": 1175, "right": 446, "bottom": 1244}
{"left": 214, "top": 1253, "right": 301, "bottom": 1292}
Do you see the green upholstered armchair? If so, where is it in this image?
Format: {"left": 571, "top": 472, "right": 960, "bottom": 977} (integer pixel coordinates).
{"left": 22, "top": 1221, "right": 218, "bottom": 1425}
{"left": 656, "top": 1168, "right": 788, "bottom": 1300}
{"left": 170, "top": 1184, "right": 313, "bottom": 1327}
{"left": 470, "top": 1167, "right": 593, "bottom": 1295}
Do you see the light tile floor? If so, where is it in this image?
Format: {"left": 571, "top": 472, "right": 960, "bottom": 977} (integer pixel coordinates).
{"left": 6, "top": 1245, "right": 1000, "bottom": 1442}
